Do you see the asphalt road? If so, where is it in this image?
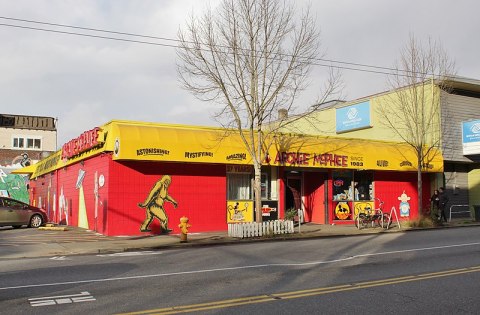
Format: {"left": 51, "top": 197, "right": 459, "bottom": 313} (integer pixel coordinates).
{"left": 1, "top": 226, "right": 479, "bottom": 314}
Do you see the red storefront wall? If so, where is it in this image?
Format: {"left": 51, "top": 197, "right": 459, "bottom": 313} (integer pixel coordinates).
{"left": 303, "top": 171, "right": 327, "bottom": 224}
{"left": 374, "top": 171, "right": 431, "bottom": 219}
{"left": 30, "top": 155, "right": 228, "bottom": 236}
{"left": 325, "top": 171, "right": 431, "bottom": 224}
{"left": 30, "top": 153, "right": 111, "bottom": 234}
{"left": 107, "top": 160, "right": 227, "bottom": 236}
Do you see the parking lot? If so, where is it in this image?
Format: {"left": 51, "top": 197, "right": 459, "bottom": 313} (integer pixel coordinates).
{"left": 0, "top": 225, "right": 113, "bottom": 247}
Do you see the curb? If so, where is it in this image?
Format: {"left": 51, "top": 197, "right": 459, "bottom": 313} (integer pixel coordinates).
{"left": 38, "top": 226, "right": 69, "bottom": 231}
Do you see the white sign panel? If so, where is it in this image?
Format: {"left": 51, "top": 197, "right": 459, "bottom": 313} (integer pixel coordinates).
{"left": 462, "top": 119, "right": 480, "bottom": 155}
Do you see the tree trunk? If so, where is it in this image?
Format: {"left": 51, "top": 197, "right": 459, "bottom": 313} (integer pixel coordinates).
{"left": 417, "top": 155, "right": 423, "bottom": 216}
{"left": 254, "top": 163, "right": 263, "bottom": 223}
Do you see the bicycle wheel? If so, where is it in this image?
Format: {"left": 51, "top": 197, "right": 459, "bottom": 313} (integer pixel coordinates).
{"left": 380, "top": 213, "right": 391, "bottom": 229}
{"left": 355, "top": 214, "right": 367, "bottom": 230}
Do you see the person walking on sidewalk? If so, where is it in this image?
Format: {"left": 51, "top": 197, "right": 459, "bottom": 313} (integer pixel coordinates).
{"left": 430, "top": 189, "right": 440, "bottom": 220}
{"left": 438, "top": 187, "right": 449, "bottom": 223}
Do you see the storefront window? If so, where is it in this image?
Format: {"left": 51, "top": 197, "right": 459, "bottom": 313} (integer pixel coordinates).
{"left": 227, "top": 173, "right": 251, "bottom": 200}
{"left": 332, "top": 170, "right": 374, "bottom": 221}
{"left": 332, "top": 170, "right": 353, "bottom": 201}
{"left": 354, "top": 171, "right": 373, "bottom": 201}
{"left": 332, "top": 170, "right": 373, "bottom": 201}
{"left": 261, "top": 173, "right": 269, "bottom": 199}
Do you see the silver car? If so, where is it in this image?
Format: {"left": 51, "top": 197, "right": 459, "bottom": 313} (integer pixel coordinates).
{"left": 0, "top": 197, "right": 48, "bottom": 228}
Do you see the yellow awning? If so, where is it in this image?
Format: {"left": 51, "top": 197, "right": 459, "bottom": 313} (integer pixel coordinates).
{"left": 25, "top": 119, "right": 444, "bottom": 179}
{"left": 110, "top": 120, "right": 443, "bottom": 172}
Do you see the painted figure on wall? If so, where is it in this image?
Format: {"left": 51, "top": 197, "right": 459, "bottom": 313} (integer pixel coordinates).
{"left": 138, "top": 175, "right": 177, "bottom": 233}
{"left": 398, "top": 191, "right": 411, "bottom": 217}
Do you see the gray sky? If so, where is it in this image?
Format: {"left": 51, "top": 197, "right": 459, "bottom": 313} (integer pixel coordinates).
{"left": 0, "top": 0, "right": 477, "bottom": 146}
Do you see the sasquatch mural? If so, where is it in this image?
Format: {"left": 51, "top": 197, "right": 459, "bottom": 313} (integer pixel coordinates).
{"left": 138, "top": 175, "right": 177, "bottom": 233}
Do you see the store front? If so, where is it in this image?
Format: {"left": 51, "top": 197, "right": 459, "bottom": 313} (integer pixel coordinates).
{"left": 17, "top": 120, "right": 443, "bottom": 236}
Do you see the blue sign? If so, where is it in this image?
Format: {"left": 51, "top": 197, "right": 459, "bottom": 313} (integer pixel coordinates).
{"left": 462, "top": 119, "right": 480, "bottom": 155}
{"left": 336, "top": 101, "right": 371, "bottom": 133}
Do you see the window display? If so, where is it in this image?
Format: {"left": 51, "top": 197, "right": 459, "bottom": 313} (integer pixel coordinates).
{"left": 332, "top": 170, "right": 353, "bottom": 201}
{"left": 332, "top": 170, "right": 374, "bottom": 221}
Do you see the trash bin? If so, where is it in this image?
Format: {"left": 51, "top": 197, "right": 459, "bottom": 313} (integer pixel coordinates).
{"left": 474, "top": 206, "right": 480, "bottom": 222}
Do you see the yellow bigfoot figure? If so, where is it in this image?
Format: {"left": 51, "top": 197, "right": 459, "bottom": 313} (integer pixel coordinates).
{"left": 138, "top": 175, "right": 178, "bottom": 233}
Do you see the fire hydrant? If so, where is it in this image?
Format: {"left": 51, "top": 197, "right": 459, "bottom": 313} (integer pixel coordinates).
{"left": 178, "top": 216, "right": 191, "bottom": 243}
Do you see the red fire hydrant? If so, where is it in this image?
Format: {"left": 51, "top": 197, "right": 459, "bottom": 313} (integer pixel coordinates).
{"left": 178, "top": 216, "right": 191, "bottom": 243}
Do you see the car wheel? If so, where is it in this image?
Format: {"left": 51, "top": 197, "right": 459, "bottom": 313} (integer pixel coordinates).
{"left": 29, "top": 214, "right": 44, "bottom": 228}
{"left": 12, "top": 225, "right": 22, "bottom": 229}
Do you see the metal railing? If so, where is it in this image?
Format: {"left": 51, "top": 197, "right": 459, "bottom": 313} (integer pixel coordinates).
{"left": 448, "top": 205, "right": 472, "bottom": 222}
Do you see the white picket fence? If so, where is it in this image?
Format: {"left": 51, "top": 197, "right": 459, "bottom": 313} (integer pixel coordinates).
{"left": 228, "top": 220, "right": 294, "bottom": 238}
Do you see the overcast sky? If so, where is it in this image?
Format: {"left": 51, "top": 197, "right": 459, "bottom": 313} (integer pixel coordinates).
{"left": 0, "top": 0, "right": 478, "bottom": 146}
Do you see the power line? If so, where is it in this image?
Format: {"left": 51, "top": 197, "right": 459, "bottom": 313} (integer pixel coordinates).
{"left": 0, "top": 16, "right": 428, "bottom": 78}
{"left": 0, "top": 15, "right": 400, "bottom": 74}
{"left": 0, "top": 23, "right": 179, "bottom": 49}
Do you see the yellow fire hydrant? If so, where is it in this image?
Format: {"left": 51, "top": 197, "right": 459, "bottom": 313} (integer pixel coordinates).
{"left": 178, "top": 216, "right": 191, "bottom": 243}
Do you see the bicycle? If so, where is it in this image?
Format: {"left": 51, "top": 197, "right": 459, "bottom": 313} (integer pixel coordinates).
{"left": 354, "top": 198, "right": 391, "bottom": 230}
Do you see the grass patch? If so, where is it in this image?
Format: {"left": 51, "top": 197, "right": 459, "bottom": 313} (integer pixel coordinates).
{"left": 403, "top": 216, "right": 437, "bottom": 228}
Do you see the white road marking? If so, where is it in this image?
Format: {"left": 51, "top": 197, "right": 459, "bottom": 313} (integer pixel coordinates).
{"left": 96, "top": 251, "right": 162, "bottom": 257}
{"left": 50, "top": 256, "right": 70, "bottom": 260}
{"left": 2, "top": 241, "right": 480, "bottom": 291}
{"left": 28, "top": 291, "right": 95, "bottom": 307}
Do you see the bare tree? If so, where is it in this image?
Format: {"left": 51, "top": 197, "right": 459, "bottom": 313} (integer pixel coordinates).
{"left": 377, "top": 35, "right": 456, "bottom": 214}
{"left": 177, "top": 0, "right": 341, "bottom": 222}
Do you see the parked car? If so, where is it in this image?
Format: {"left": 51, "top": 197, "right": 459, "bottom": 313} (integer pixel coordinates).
{"left": 0, "top": 196, "right": 47, "bottom": 228}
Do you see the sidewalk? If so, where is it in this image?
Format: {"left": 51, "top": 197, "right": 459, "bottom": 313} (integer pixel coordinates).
{"left": 2, "top": 220, "right": 479, "bottom": 259}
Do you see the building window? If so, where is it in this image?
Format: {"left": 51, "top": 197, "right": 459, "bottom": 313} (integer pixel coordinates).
{"left": 12, "top": 136, "right": 42, "bottom": 150}
{"left": 227, "top": 173, "right": 251, "bottom": 200}
{"left": 13, "top": 137, "right": 24, "bottom": 148}
{"left": 332, "top": 170, "right": 373, "bottom": 201}
{"left": 261, "top": 173, "right": 269, "bottom": 199}
{"left": 332, "top": 170, "right": 353, "bottom": 201}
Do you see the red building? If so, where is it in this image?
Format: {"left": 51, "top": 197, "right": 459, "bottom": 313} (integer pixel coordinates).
{"left": 19, "top": 120, "right": 442, "bottom": 236}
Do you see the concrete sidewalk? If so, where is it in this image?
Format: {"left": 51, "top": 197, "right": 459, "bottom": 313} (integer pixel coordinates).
{"left": 2, "top": 220, "right": 479, "bottom": 259}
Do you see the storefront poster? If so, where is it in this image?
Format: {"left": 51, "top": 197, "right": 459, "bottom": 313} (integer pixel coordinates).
{"left": 334, "top": 202, "right": 351, "bottom": 220}
{"left": 227, "top": 200, "right": 254, "bottom": 223}
{"left": 353, "top": 201, "right": 375, "bottom": 218}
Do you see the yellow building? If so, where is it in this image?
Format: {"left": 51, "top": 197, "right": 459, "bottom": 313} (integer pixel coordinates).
{"left": 282, "top": 76, "right": 480, "bottom": 219}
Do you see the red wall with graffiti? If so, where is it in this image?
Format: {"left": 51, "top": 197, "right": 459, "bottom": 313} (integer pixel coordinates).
{"left": 29, "top": 156, "right": 227, "bottom": 236}
{"left": 30, "top": 153, "right": 111, "bottom": 233}
{"left": 107, "top": 160, "right": 227, "bottom": 236}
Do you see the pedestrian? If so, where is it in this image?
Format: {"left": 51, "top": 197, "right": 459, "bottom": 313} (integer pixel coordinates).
{"left": 430, "top": 189, "right": 440, "bottom": 220}
{"left": 438, "top": 187, "right": 449, "bottom": 223}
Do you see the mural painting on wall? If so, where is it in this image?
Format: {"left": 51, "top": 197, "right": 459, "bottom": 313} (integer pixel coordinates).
{"left": 11, "top": 153, "right": 32, "bottom": 167}
{"left": 138, "top": 175, "right": 178, "bottom": 233}
{"left": 76, "top": 169, "right": 89, "bottom": 229}
{"left": 0, "top": 169, "right": 29, "bottom": 203}
{"left": 59, "top": 185, "right": 69, "bottom": 225}
{"left": 398, "top": 191, "right": 411, "bottom": 217}
{"left": 335, "top": 202, "right": 351, "bottom": 220}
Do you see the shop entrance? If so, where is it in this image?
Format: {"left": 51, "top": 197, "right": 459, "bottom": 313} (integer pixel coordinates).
{"left": 286, "top": 176, "right": 302, "bottom": 212}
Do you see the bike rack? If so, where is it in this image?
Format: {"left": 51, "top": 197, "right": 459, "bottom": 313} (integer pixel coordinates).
{"left": 448, "top": 205, "right": 473, "bottom": 222}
